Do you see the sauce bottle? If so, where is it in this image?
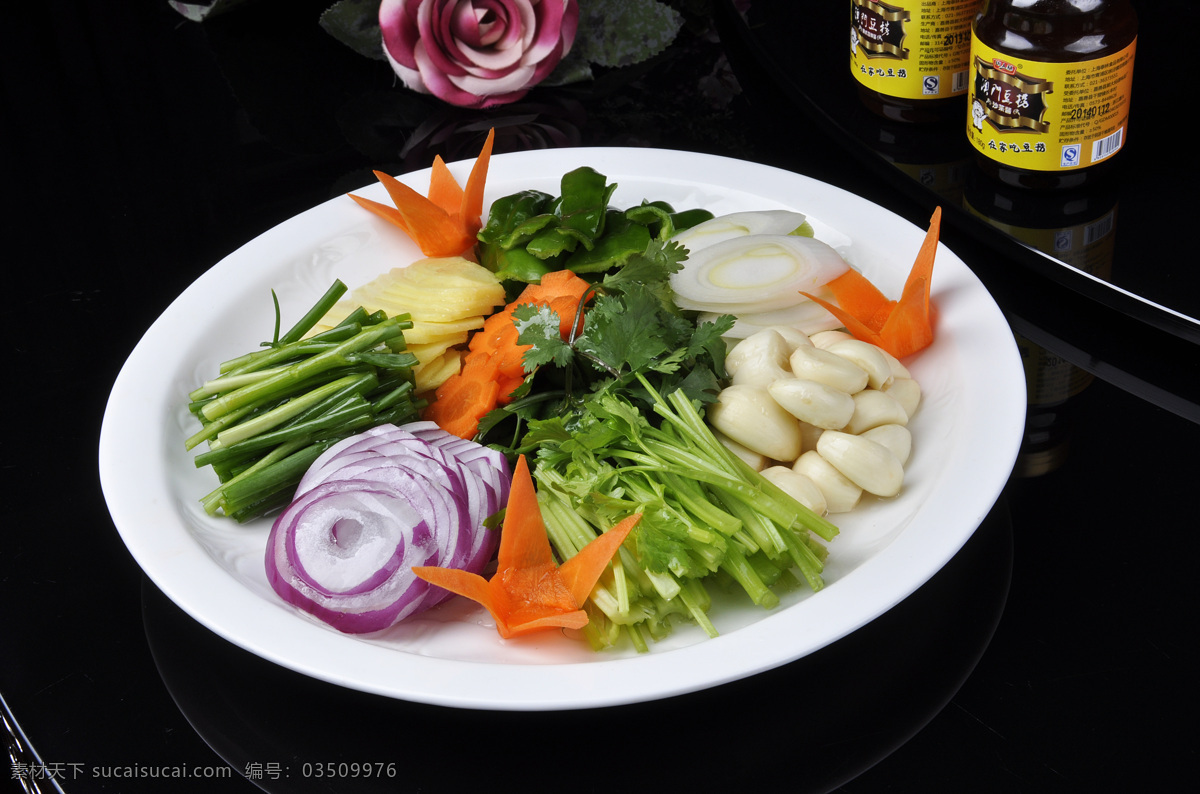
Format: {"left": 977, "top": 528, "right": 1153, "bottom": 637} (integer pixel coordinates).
{"left": 850, "top": 0, "right": 980, "bottom": 123}
{"left": 966, "top": 0, "right": 1137, "bottom": 189}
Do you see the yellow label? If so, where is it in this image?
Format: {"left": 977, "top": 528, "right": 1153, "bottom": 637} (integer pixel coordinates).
{"left": 850, "top": 0, "right": 977, "bottom": 100}
{"left": 966, "top": 36, "right": 1136, "bottom": 171}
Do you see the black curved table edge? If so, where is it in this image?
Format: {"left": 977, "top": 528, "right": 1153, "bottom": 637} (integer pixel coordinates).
{"left": 3, "top": 690, "right": 60, "bottom": 794}
{"left": 3, "top": 494, "right": 1011, "bottom": 794}
{"left": 713, "top": 2, "right": 1200, "bottom": 426}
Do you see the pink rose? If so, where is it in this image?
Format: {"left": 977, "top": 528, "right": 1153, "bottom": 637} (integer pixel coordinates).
{"left": 380, "top": 0, "right": 580, "bottom": 109}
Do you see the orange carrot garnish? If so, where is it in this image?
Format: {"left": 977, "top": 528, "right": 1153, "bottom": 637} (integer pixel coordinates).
{"left": 349, "top": 128, "right": 496, "bottom": 258}
{"left": 421, "top": 354, "right": 502, "bottom": 441}
{"left": 413, "top": 455, "right": 641, "bottom": 639}
{"left": 427, "top": 156, "right": 465, "bottom": 216}
{"left": 823, "top": 268, "right": 893, "bottom": 333}
{"left": 423, "top": 269, "right": 593, "bottom": 439}
{"left": 802, "top": 206, "right": 941, "bottom": 359}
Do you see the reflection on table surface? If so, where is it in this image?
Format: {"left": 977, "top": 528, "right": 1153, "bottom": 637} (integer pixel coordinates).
{"left": 144, "top": 500, "right": 1010, "bottom": 793}
{"left": 724, "top": 1, "right": 1200, "bottom": 345}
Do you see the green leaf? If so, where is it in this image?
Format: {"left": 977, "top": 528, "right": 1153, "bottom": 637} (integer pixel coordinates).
{"left": 576, "top": 286, "right": 671, "bottom": 376}
{"left": 319, "top": 0, "right": 385, "bottom": 61}
{"left": 512, "top": 303, "right": 575, "bottom": 369}
{"left": 541, "top": 46, "right": 596, "bottom": 87}
{"left": 686, "top": 314, "right": 735, "bottom": 381}
{"left": 574, "top": 0, "right": 684, "bottom": 68}
{"left": 602, "top": 238, "right": 686, "bottom": 291}
{"left": 673, "top": 364, "right": 723, "bottom": 404}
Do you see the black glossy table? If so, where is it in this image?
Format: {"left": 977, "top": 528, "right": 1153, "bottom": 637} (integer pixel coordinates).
{"left": 5, "top": 2, "right": 1197, "bottom": 792}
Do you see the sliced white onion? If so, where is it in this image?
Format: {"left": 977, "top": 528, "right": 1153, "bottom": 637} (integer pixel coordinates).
{"left": 265, "top": 422, "right": 510, "bottom": 634}
{"left": 699, "top": 299, "right": 845, "bottom": 339}
{"left": 670, "top": 234, "right": 849, "bottom": 313}
{"left": 670, "top": 210, "right": 808, "bottom": 253}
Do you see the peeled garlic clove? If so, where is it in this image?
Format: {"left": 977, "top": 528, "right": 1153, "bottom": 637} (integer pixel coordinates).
{"left": 707, "top": 385, "right": 802, "bottom": 462}
{"left": 789, "top": 345, "right": 870, "bottom": 394}
{"left": 768, "top": 377, "right": 856, "bottom": 430}
{"left": 713, "top": 429, "right": 768, "bottom": 472}
{"left": 878, "top": 347, "right": 911, "bottom": 379}
{"left": 809, "top": 329, "right": 856, "bottom": 350}
{"left": 798, "top": 420, "right": 825, "bottom": 453}
{"left": 760, "top": 466, "right": 828, "bottom": 515}
{"left": 883, "top": 377, "right": 922, "bottom": 419}
{"left": 844, "top": 389, "right": 909, "bottom": 435}
{"left": 860, "top": 423, "right": 912, "bottom": 465}
{"left": 827, "top": 339, "right": 894, "bottom": 390}
{"left": 764, "top": 324, "right": 815, "bottom": 352}
{"left": 793, "top": 450, "right": 862, "bottom": 513}
{"left": 816, "top": 430, "right": 904, "bottom": 497}
{"left": 726, "top": 328, "right": 792, "bottom": 388}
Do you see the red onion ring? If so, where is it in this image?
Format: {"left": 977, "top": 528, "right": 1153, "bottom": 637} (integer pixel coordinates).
{"left": 265, "top": 422, "right": 510, "bottom": 634}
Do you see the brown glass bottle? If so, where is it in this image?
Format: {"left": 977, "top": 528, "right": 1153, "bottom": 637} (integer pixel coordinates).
{"left": 851, "top": 1, "right": 980, "bottom": 123}
{"left": 966, "top": 0, "right": 1138, "bottom": 190}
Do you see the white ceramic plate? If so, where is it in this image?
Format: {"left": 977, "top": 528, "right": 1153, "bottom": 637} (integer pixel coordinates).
{"left": 99, "top": 148, "right": 1025, "bottom": 711}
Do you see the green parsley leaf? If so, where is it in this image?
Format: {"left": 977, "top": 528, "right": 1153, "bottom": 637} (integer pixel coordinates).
{"left": 601, "top": 238, "right": 686, "bottom": 292}
{"left": 512, "top": 303, "right": 575, "bottom": 369}
{"left": 575, "top": 288, "right": 672, "bottom": 375}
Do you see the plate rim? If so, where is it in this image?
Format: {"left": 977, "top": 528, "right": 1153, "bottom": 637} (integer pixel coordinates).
{"left": 99, "top": 146, "right": 1026, "bottom": 711}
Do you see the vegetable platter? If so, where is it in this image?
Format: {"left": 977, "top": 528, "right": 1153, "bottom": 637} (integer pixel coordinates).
{"left": 99, "top": 148, "right": 1025, "bottom": 711}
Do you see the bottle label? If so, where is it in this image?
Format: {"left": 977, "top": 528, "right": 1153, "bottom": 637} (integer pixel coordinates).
{"left": 966, "top": 36, "right": 1137, "bottom": 171}
{"left": 850, "top": 0, "right": 977, "bottom": 101}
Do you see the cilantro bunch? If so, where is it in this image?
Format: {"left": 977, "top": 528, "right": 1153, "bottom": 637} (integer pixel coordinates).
{"left": 517, "top": 239, "right": 728, "bottom": 407}
{"left": 472, "top": 232, "right": 838, "bottom": 651}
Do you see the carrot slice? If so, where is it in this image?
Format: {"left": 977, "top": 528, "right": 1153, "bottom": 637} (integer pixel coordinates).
{"left": 423, "top": 269, "right": 594, "bottom": 436}
{"left": 899, "top": 206, "right": 940, "bottom": 322}
{"left": 878, "top": 277, "right": 935, "bottom": 358}
{"left": 427, "top": 155, "right": 465, "bottom": 217}
{"left": 423, "top": 354, "right": 502, "bottom": 439}
{"left": 372, "top": 170, "right": 474, "bottom": 257}
{"left": 347, "top": 193, "right": 412, "bottom": 235}
{"left": 516, "top": 268, "right": 592, "bottom": 305}
{"left": 497, "top": 455, "right": 556, "bottom": 571}
{"left": 876, "top": 207, "right": 939, "bottom": 357}
{"left": 346, "top": 129, "right": 495, "bottom": 258}
{"left": 412, "top": 455, "right": 639, "bottom": 639}
{"left": 472, "top": 307, "right": 523, "bottom": 362}
{"left": 459, "top": 128, "right": 495, "bottom": 234}
{"left": 494, "top": 373, "right": 526, "bottom": 406}
{"left": 409, "top": 564, "right": 496, "bottom": 612}
{"left": 802, "top": 207, "right": 941, "bottom": 359}
{"left": 798, "top": 290, "right": 885, "bottom": 347}
{"left": 557, "top": 513, "right": 640, "bottom": 607}
{"left": 823, "top": 268, "right": 892, "bottom": 333}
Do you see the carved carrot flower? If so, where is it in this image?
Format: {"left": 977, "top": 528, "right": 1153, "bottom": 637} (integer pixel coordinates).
{"left": 413, "top": 454, "right": 641, "bottom": 639}
{"left": 802, "top": 206, "right": 942, "bottom": 360}
{"left": 349, "top": 128, "right": 495, "bottom": 258}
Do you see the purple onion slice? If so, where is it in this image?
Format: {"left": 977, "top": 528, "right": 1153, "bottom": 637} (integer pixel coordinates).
{"left": 264, "top": 422, "right": 510, "bottom": 634}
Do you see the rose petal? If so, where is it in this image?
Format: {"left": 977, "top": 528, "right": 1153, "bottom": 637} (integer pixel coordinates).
{"left": 381, "top": 0, "right": 578, "bottom": 108}
{"left": 379, "top": 0, "right": 424, "bottom": 72}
